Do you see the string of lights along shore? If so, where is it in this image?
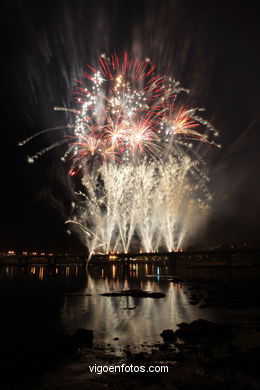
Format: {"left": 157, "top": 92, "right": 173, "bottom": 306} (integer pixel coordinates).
{"left": 20, "top": 52, "right": 220, "bottom": 258}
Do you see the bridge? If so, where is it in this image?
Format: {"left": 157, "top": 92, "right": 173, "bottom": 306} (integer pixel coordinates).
{"left": 0, "top": 247, "right": 259, "bottom": 267}
{"left": 92, "top": 248, "right": 260, "bottom": 267}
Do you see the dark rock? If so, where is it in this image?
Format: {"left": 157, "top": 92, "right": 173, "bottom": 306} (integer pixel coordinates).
{"left": 175, "top": 342, "right": 187, "bottom": 350}
{"left": 101, "top": 289, "right": 165, "bottom": 298}
{"left": 133, "top": 352, "right": 146, "bottom": 361}
{"left": 148, "top": 292, "right": 165, "bottom": 298}
{"left": 160, "top": 329, "right": 176, "bottom": 343}
{"left": 73, "top": 328, "right": 93, "bottom": 347}
{"left": 174, "top": 351, "right": 190, "bottom": 362}
{"left": 113, "top": 337, "right": 119, "bottom": 340}
{"left": 159, "top": 343, "right": 170, "bottom": 351}
{"left": 125, "top": 349, "right": 132, "bottom": 358}
{"left": 175, "top": 319, "right": 231, "bottom": 344}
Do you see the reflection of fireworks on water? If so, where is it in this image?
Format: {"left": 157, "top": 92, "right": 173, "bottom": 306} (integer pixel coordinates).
{"left": 20, "top": 53, "right": 220, "bottom": 255}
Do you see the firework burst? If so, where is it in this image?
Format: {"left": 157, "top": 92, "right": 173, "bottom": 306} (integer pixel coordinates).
{"left": 20, "top": 52, "right": 220, "bottom": 255}
{"left": 61, "top": 52, "right": 219, "bottom": 171}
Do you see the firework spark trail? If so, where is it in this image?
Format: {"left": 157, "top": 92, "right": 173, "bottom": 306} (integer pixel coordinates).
{"left": 20, "top": 52, "right": 220, "bottom": 254}
{"left": 72, "top": 156, "right": 210, "bottom": 254}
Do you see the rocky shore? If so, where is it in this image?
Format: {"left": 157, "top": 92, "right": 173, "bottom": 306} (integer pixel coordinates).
{"left": 2, "top": 279, "right": 260, "bottom": 390}
{"left": 32, "top": 316, "right": 260, "bottom": 390}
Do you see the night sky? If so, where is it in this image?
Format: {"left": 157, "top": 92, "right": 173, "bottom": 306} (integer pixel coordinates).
{"left": 1, "top": 0, "right": 260, "bottom": 251}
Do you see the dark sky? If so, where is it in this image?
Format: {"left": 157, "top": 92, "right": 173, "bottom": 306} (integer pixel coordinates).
{"left": 1, "top": 0, "right": 260, "bottom": 251}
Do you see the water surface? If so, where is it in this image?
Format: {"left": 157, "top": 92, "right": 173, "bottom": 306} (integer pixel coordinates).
{"left": 1, "top": 263, "right": 258, "bottom": 348}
